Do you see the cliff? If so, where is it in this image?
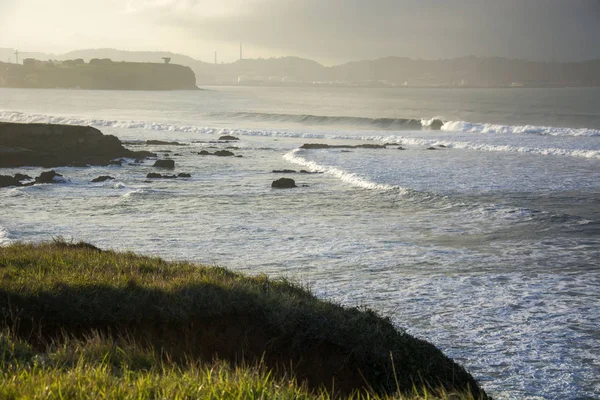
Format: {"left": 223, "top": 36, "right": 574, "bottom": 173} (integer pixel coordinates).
{"left": 0, "top": 59, "right": 197, "bottom": 90}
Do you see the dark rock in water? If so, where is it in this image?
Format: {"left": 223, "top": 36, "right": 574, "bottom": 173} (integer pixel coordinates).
{"left": 426, "top": 147, "right": 437, "bottom": 150}
{"left": 35, "top": 170, "right": 63, "bottom": 184}
{"left": 272, "top": 169, "right": 297, "bottom": 173}
{"left": 0, "top": 175, "right": 22, "bottom": 188}
{"left": 91, "top": 175, "right": 114, "bottom": 183}
{"left": 214, "top": 150, "right": 235, "bottom": 157}
{"left": 153, "top": 159, "right": 175, "bottom": 168}
{"left": 198, "top": 150, "right": 211, "bottom": 155}
{"left": 225, "top": 146, "right": 239, "bottom": 150}
{"left": 300, "top": 143, "right": 386, "bottom": 150}
{"left": 14, "top": 173, "right": 32, "bottom": 181}
{"left": 147, "top": 173, "right": 177, "bottom": 179}
{"left": 301, "top": 143, "right": 333, "bottom": 149}
{"left": 429, "top": 119, "right": 444, "bottom": 130}
{"left": 108, "top": 159, "right": 123, "bottom": 166}
{"left": 235, "top": 155, "right": 243, "bottom": 158}
{"left": 0, "top": 122, "right": 154, "bottom": 168}
{"left": 178, "top": 173, "right": 191, "bottom": 178}
{"left": 437, "top": 144, "right": 447, "bottom": 148}
{"left": 218, "top": 135, "right": 240, "bottom": 141}
{"left": 272, "top": 178, "right": 297, "bottom": 189}
{"left": 397, "top": 146, "right": 406, "bottom": 150}
{"left": 146, "top": 140, "right": 186, "bottom": 146}
{"left": 300, "top": 170, "right": 322, "bottom": 174}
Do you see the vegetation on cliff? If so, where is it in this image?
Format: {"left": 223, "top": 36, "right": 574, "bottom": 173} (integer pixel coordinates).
{"left": 0, "top": 241, "right": 489, "bottom": 399}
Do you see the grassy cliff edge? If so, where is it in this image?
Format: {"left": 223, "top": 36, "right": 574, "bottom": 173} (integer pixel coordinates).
{"left": 0, "top": 241, "right": 489, "bottom": 399}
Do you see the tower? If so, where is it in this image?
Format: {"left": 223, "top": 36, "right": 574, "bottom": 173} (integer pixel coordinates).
{"left": 14, "top": 50, "right": 19, "bottom": 65}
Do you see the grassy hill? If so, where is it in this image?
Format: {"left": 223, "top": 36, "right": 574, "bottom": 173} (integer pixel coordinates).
{"left": 0, "top": 241, "right": 489, "bottom": 399}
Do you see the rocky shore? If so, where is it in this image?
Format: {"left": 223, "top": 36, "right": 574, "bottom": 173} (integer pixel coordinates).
{"left": 0, "top": 122, "right": 155, "bottom": 168}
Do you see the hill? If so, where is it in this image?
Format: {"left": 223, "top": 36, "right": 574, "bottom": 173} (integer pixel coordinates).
{"left": 0, "top": 241, "right": 489, "bottom": 398}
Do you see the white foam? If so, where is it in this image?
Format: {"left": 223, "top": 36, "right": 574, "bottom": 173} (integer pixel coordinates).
{"left": 283, "top": 149, "right": 403, "bottom": 191}
{"left": 0, "top": 225, "right": 11, "bottom": 245}
{"left": 442, "top": 120, "right": 600, "bottom": 137}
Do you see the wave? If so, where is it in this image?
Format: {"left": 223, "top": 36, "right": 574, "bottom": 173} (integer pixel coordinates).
{"left": 2, "top": 110, "right": 598, "bottom": 159}
{"left": 0, "top": 110, "right": 219, "bottom": 135}
{"left": 442, "top": 120, "right": 600, "bottom": 137}
{"left": 283, "top": 149, "right": 403, "bottom": 191}
{"left": 209, "top": 111, "right": 439, "bottom": 130}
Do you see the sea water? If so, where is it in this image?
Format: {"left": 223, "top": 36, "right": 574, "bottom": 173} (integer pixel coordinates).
{"left": 1, "top": 87, "right": 599, "bottom": 399}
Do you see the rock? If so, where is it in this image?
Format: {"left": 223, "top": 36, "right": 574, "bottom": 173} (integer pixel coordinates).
{"left": 153, "top": 159, "right": 175, "bottom": 168}
{"left": 214, "top": 150, "right": 235, "bottom": 157}
{"left": 272, "top": 178, "right": 297, "bottom": 189}
{"left": 272, "top": 169, "right": 297, "bottom": 173}
{"left": 146, "top": 173, "right": 177, "bottom": 179}
{"left": 177, "top": 173, "right": 191, "bottom": 178}
{"left": 198, "top": 150, "right": 211, "bottom": 155}
{"left": 0, "top": 175, "right": 22, "bottom": 188}
{"left": 91, "top": 175, "right": 114, "bottom": 183}
{"left": 146, "top": 140, "right": 186, "bottom": 146}
{"left": 35, "top": 170, "right": 64, "bottom": 184}
{"left": 218, "top": 135, "right": 240, "bottom": 141}
{"left": 300, "top": 143, "right": 386, "bottom": 150}
{"left": 300, "top": 170, "right": 322, "bottom": 174}
{"left": 0, "top": 122, "right": 155, "bottom": 168}
{"left": 235, "top": 155, "right": 243, "bottom": 158}
{"left": 437, "top": 144, "right": 447, "bottom": 148}
{"left": 14, "top": 173, "right": 33, "bottom": 181}
{"left": 426, "top": 147, "right": 437, "bottom": 150}
{"left": 108, "top": 159, "right": 123, "bottom": 166}
{"left": 397, "top": 146, "right": 406, "bottom": 150}
{"left": 300, "top": 143, "right": 332, "bottom": 149}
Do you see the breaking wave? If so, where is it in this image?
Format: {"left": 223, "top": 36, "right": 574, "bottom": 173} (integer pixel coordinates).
{"left": 283, "top": 149, "right": 402, "bottom": 191}
{"left": 442, "top": 120, "right": 600, "bottom": 137}
{"left": 209, "top": 111, "right": 437, "bottom": 130}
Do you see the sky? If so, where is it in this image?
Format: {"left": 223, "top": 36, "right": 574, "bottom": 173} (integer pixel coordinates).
{"left": 1, "top": 0, "right": 599, "bottom": 65}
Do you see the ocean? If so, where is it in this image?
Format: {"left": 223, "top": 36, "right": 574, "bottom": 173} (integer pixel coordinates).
{"left": 1, "top": 86, "right": 599, "bottom": 399}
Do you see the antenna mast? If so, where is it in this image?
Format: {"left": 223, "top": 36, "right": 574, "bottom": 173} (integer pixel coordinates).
{"left": 14, "top": 50, "right": 19, "bottom": 64}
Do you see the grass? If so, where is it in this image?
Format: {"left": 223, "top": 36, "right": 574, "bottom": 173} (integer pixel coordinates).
{"left": 0, "top": 241, "right": 489, "bottom": 399}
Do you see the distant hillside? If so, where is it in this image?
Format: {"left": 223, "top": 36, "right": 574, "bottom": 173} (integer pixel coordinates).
{"left": 1, "top": 48, "right": 599, "bottom": 87}
{"left": 0, "top": 58, "right": 197, "bottom": 90}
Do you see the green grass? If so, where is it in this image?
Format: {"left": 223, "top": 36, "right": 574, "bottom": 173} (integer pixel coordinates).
{"left": 0, "top": 241, "right": 489, "bottom": 399}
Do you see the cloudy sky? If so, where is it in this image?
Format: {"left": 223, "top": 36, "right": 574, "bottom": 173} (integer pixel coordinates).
{"left": 1, "top": 0, "right": 599, "bottom": 64}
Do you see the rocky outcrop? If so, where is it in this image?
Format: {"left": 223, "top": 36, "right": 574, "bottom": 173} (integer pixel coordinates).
{"left": 146, "top": 140, "right": 187, "bottom": 146}
{"left": 153, "top": 159, "right": 175, "bottom": 169}
{"left": 0, "top": 175, "right": 22, "bottom": 188}
{"left": 0, "top": 122, "right": 155, "bottom": 168}
{"left": 218, "top": 135, "right": 240, "bottom": 141}
{"left": 91, "top": 176, "right": 114, "bottom": 183}
{"left": 35, "top": 170, "right": 64, "bottom": 184}
{"left": 300, "top": 143, "right": 386, "bottom": 150}
{"left": 147, "top": 172, "right": 191, "bottom": 179}
{"left": 198, "top": 150, "right": 236, "bottom": 157}
{"left": 272, "top": 178, "right": 297, "bottom": 189}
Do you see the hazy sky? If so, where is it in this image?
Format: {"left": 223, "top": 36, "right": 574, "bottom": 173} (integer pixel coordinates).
{"left": 1, "top": 0, "right": 599, "bottom": 64}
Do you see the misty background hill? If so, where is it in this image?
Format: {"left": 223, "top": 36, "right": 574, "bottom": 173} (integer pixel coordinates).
{"left": 1, "top": 48, "right": 599, "bottom": 88}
